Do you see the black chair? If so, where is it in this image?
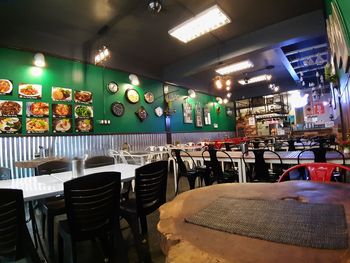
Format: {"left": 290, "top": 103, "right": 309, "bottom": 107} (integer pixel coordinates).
{"left": 204, "top": 148, "right": 238, "bottom": 184}
{"left": 0, "top": 167, "right": 11, "bottom": 180}
{"left": 84, "top": 155, "right": 115, "bottom": 168}
{"left": 0, "top": 189, "right": 41, "bottom": 263}
{"left": 37, "top": 160, "right": 71, "bottom": 256}
{"left": 297, "top": 148, "right": 346, "bottom": 182}
{"left": 242, "top": 149, "right": 283, "bottom": 182}
{"left": 121, "top": 161, "right": 168, "bottom": 262}
{"left": 171, "top": 149, "right": 204, "bottom": 195}
{"left": 58, "top": 172, "right": 124, "bottom": 263}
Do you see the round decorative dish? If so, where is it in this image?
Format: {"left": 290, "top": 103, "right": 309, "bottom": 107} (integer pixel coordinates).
{"left": 111, "top": 102, "right": 125, "bottom": 117}
{"left": 107, "top": 81, "right": 119, "bottom": 93}
{"left": 126, "top": 88, "right": 140, "bottom": 104}
{"left": 144, "top": 92, "right": 154, "bottom": 103}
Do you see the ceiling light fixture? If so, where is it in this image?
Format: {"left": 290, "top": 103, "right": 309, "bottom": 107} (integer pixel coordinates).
{"left": 226, "top": 92, "right": 232, "bottom": 98}
{"left": 129, "top": 74, "right": 140, "bottom": 86}
{"left": 33, "top": 53, "right": 46, "bottom": 67}
{"left": 215, "top": 60, "right": 254, "bottom": 75}
{"left": 213, "top": 75, "right": 232, "bottom": 90}
{"left": 168, "top": 5, "right": 231, "bottom": 43}
{"left": 216, "top": 97, "right": 223, "bottom": 104}
{"left": 188, "top": 89, "right": 196, "bottom": 98}
{"left": 238, "top": 74, "right": 272, "bottom": 85}
{"left": 94, "top": 46, "right": 110, "bottom": 65}
{"left": 148, "top": 0, "right": 162, "bottom": 13}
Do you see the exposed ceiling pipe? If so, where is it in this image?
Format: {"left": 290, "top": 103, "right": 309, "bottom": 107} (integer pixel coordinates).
{"left": 284, "top": 43, "right": 328, "bottom": 56}
{"left": 295, "top": 66, "right": 325, "bottom": 74}
{"left": 290, "top": 51, "right": 328, "bottom": 64}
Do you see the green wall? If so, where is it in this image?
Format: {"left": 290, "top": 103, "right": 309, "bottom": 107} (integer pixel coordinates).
{"left": 0, "top": 47, "right": 234, "bottom": 135}
{"left": 166, "top": 84, "right": 235, "bottom": 133}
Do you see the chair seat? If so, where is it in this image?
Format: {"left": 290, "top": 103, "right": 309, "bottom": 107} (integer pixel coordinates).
{"left": 41, "top": 197, "right": 65, "bottom": 213}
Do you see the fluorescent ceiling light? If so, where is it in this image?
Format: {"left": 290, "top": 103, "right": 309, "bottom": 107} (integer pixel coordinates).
{"left": 168, "top": 5, "right": 231, "bottom": 43}
{"left": 238, "top": 74, "right": 272, "bottom": 85}
{"left": 216, "top": 60, "right": 254, "bottom": 75}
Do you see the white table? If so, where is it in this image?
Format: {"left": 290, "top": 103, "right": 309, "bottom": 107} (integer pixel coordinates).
{"left": 0, "top": 164, "right": 139, "bottom": 201}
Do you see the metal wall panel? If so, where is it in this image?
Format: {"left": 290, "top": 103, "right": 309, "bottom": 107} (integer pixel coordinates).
{"left": 0, "top": 134, "right": 167, "bottom": 179}
{"left": 172, "top": 131, "right": 234, "bottom": 144}
{"left": 0, "top": 132, "right": 232, "bottom": 179}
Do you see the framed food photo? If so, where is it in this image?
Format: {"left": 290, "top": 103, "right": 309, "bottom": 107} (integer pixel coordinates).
{"left": 75, "top": 118, "right": 93, "bottom": 133}
{"left": 52, "top": 87, "right": 72, "bottom": 102}
{"left": 0, "top": 100, "right": 23, "bottom": 116}
{"left": 74, "top": 105, "right": 93, "bottom": 118}
{"left": 26, "top": 118, "right": 49, "bottom": 134}
{"left": 52, "top": 104, "right": 72, "bottom": 118}
{"left": 26, "top": 102, "right": 49, "bottom": 117}
{"left": 53, "top": 118, "right": 72, "bottom": 133}
{"left": 183, "top": 102, "right": 193, "bottom": 124}
{"left": 18, "top": 84, "right": 42, "bottom": 99}
{"left": 0, "top": 117, "right": 22, "bottom": 134}
{"left": 0, "top": 79, "right": 13, "bottom": 96}
{"left": 74, "top": 90, "right": 92, "bottom": 104}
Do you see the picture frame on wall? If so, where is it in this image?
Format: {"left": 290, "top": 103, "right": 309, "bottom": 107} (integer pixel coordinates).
{"left": 204, "top": 104, "right": 211, "bottom": 125}
{"left": 183, "top": 101, "right": 193, "bottom": 124}
{"left": 195, "top": 103, "right": 203, "bottom": 127}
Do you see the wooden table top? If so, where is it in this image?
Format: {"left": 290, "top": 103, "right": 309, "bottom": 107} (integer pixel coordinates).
{"left": 14, "top": 157, "right": 65, "bottom": 169}
{"left": 158, "top": 181, "right": 350, "bottom": 263}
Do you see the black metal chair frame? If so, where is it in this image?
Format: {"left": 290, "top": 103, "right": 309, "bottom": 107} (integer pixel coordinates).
{"left": 58, "top": 171, "right": 125, "bottom": 263}
{"left": 37, "top": 160, "right": 72, "bottom": 256}
{"left": 242, "top": 149, "right": 283, "bottom": 182}
{"left": 0, "top": 167, "right": 11, "bottom": 180}
{"left": 297, "top": 147, "right": 346, "bottom": 182}
{"left": 0, "top": 189, "right": 41, "bottom": 263}
{"left": 84, "top": 155, "right": 115, "bottom": 169}
{"left": 120, "top": 161, "right": 168, "bottom": 263}
{"left": 171, "top": 149, "right": 203, "bottom": 195}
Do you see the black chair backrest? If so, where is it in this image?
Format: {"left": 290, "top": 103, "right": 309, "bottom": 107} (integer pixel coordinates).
{"left": 0, "top": 189, "right": 40, "bottom": 262}
{"left": 63, "top": 172, "right": 121, "bottom": 241}
{"left": 243, "top": 149, "right": 283, "bottom": 181}
{"left": 85, "top": 156, "right": 115, "bottom": 169}
{"left": 171, "top": 149, "right": 196, "bottom": 175}
{"left": 37, "top": 160, "right": 71, "bottom": 175}
{"left": 224, "top": 143, "right": 232, "bottom": 151}
{"left": 297, "top": 148, "right": 345, "bottom": 164}
{"left": 208, "top": 148, "right": 224, "bottom": 177}
{"left": 0, "top": 167, "right": 11, "bottom": 180}
{"left": 135, "top": 161, "right": 168, "bottom": 216}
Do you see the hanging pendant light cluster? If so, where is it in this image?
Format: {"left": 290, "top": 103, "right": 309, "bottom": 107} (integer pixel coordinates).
{"left": 213, "top": 75, "right": 232, "bottom": 90}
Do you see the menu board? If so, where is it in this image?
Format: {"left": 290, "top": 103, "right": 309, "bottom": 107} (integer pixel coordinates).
{"left": 0, "top": 117, "right": 22, "bottom": 134}
{"left": 26, "top": 102, "right": 49, "bottom": 117}
{"left": 0, "top": 79, "right": 13, "bottom": 96}
{"left": 18, "top": 84, "right": 42, "bottom": 99}
{"left": 0, "top": 100, "right": 22, "bottom": 116}
{"left": 26, "top": 118, "right": 49, "bottom": 133}
{"left": 52, "top": 104, "right": 72, "bottom": 118}
{"left": 52, "top": 87, "right": 72, "bottom": 102}
{"left": 75, "top": 118, "right": 93, "bottom": 132}
{"left": 74, "top": 90, "right": 92, "bottom": 104}
{"left": 53, "top": 118, "right": 72, "bottom": 133}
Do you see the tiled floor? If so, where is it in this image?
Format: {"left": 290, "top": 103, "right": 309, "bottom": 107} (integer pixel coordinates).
{"left": 28, "top": 172, "right": 191, "bottom": 263}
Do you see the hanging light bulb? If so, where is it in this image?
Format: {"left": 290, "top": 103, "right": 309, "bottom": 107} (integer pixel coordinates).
{"left": 223, "top": 98, "right": 228, "bottom": 104}
{"left": 215, "top": 79, "right": 223, "bottom": 89}
{"left": 226, "top": 92, "right": 232, "bottom": 98}
{"left": 300, "top": 76, "right": 303, "bottom": 82}
{"left": 302, "top": 81, "right": 305, "bottom": 86}
{"left": 316, "top": 71, "right": 320, "bottom": 77}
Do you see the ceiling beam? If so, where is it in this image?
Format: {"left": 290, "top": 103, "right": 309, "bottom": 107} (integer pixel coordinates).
{"left": 163, "top": 10, "right": 326, "bottom": 84}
